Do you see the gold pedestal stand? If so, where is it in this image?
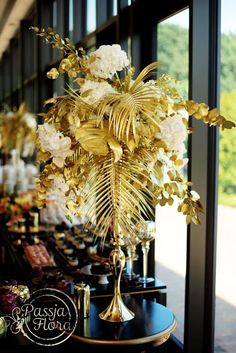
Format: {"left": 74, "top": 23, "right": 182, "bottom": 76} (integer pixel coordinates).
{"left": 99, "top": 247, "right": 135, "bottom": 322}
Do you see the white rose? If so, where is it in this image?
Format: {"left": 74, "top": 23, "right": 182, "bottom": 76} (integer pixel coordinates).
{"left": 80, "top": 80, "right": 116, "bottom": 104}
{"left": 38, "top": 123, "right": 73, "bottom": 168}
{"left": 88, "top": 44, "right": 129, "bottom": 79}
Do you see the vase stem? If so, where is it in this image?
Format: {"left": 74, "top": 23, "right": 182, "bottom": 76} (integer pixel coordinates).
{"left": 99, "top": 247, "right": 135, "bottom": 322}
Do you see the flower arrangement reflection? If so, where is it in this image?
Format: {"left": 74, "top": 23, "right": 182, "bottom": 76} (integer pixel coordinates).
{"left": 0, "top": 103, "right": 36, "bottom": 158}
{"left": 31, "top": 27, "right": 235, "bottom": 241}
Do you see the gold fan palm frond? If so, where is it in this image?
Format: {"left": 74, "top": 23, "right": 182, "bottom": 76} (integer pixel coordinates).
{"left": 129, "top": 62, "right": 159, "bottom": 93}
{"left": 96, "top": 89, "right": 160, "bottom": 144}
{"left": 95, "top": 62, "right": 160, "bottom": 145}
{"left": 80, "top": 148, "right": 155, "bottom": 241}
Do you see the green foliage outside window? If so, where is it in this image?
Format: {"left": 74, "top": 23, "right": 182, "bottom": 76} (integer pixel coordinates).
{"left": 158, "top": 24, "right": 236, "bottom": 206}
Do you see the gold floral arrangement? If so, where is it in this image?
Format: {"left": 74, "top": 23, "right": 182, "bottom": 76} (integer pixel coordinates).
{"left": 31, "top": 27, "right": 235, "bottom": 241}
{"left": 0, "top": 102, "right": 37, "bottom": 157}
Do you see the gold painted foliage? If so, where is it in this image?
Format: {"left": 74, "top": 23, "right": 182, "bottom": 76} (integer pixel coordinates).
{"left": 32, "top": 27, "right": 235, "bottom": 240}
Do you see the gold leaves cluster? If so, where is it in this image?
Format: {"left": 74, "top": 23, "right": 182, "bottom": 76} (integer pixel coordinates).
{"left": 186, "top": 101, "right": 235, "bottom": 130}
{"left": 30, "top": 27, "right": 93, "bottom": 80}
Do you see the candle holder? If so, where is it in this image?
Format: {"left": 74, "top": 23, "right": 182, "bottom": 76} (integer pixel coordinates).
{"left": 123, "top": 235, "right": 140, "bottom": 280}
{"left": 137, "top": 221, "right": 156, "bottom": 283}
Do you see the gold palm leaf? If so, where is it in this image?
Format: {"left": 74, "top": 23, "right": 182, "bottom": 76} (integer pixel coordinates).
{"left": 80, "top": 148, "right": 155, "bottom": 241}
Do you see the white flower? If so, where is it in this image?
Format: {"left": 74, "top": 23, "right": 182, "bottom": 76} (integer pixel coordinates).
{"left": 22, "top": 113, "right": 36, "bottom": 128}
{"left": 80, "top": 80, "right": 116, "bottom": 104}
{"left": 22, "top": 136, "right": 35, "bottom": 157}
{"left": 45, "top": 174, "right": 79, "bottom": 223}
{"left": 38, "top": 123, "right": 73, "bottom": 168}
{"left": 48, "top": 174, "right": 69, "bottom": 193}
{"left": 190, "top": 190, "right": 200, "bottom": 201}
{"left": 144, "top": 80, "right": 162, "bottom": 99}
{"left": 25, "top": 164, "right": 38, "bottom": 186}
{"left": 88, "top": 44, "right": 129, "bottom": 79}
{"left": 6, "top": 112, "right": 14, "bottom": 118}
{"left": 155, "top": 112, "right": 188, "bottom": 155}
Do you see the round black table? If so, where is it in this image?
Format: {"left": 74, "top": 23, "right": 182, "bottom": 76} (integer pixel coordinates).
{"left": 72, "top": 296, "right": 176, "bottom": 347}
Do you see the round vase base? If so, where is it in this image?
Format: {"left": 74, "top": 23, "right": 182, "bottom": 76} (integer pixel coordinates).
{"left": 99, "top": 295, "right": 135, "bottom": 322}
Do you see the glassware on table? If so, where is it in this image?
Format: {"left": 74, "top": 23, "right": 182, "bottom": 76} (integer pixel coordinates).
{"left": 123, "top": 235, "right": 141, "bottom": 280}
{"left": 137, "top": 221, "right": 156, "bottom": 283}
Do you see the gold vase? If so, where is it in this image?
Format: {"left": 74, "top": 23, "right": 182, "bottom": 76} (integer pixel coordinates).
{"left": 99, "top": 246, "right": 135, "bottom": 322}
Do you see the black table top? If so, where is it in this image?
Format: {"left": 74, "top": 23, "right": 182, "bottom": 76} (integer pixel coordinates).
{"left": 72, "top": 297, "right": 176, "bottom": 346}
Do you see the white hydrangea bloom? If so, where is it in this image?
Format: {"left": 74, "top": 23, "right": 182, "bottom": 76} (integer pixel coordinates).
{"left": 22, "top": 112, "right": 36, "bottom": 128}
{"left": 6, "top": 112, "right": 14, "bottom": 118}
{"left": 80, "top": 80, "right": 116, "bottom": 104}
{"left": 38, "top": 123, "right": 73, "bottom": 168}
{"left": 88, "top": 44, "right": 129, "bottom": 79}
{"left": 155, "top": 112, "right": 188, "bottom": 155}
{"left": 22, "top": 136, "right": 35, "bottom": 157}
{"left": 143, "top": 80, "right": 162, "bottom": 99}
{"left": 43, "top": 174, "right": 79, "bottom": 224}
{"left": 48, "top": 174, "right": 69, "bottom": 193}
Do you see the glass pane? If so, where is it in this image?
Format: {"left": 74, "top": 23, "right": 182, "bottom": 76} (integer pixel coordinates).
{"left": 215, "top": 1, "right": 236, "bottom": 352}
{"left": 112, "top": 0, "right": 118, "bottom": 16}
{"left": 86, "top": 0, "right": 96, "bottom": 34}
{"left": 53, "top": 0, "right": 57, "bottom": 28}
{"left": 69, "top": 0, "right": 74, "bottom": 36}
{"left": 156, "top": 9, "right": 189, "bottom": 343}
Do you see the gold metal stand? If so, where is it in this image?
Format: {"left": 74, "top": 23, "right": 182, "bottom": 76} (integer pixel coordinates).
{"left": 99, "top": 247, "right": 135, "bottom": 322}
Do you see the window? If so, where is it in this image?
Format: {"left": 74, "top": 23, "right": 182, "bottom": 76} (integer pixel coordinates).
{"left": 156, "top": 9, "right": 189, "bottom": 344}
{"left": 86, "top": 0, "right": 96, "bottom": 33}
{"left": 69, "top": 0, "right": 74, "bottom": 36}
{"left": 112, "top": 0, "right": 118, "bottom": 16}
{"left": 215, "top": 1, "right": 236, "bottom": 352}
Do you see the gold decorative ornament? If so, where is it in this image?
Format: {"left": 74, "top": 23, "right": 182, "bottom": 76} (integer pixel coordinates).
{"left": 30, "top": 27, "right": 235, "bottom": 322}
{"left": 99, "top": 246, "right": 135, "bottom": 322}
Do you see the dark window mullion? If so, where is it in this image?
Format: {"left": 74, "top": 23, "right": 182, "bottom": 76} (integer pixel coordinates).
{"left": 185, "top": 1, "right": 220, "bottom": 353}
{"left": 73, "top": 0, "right": 86, "bottom": 43}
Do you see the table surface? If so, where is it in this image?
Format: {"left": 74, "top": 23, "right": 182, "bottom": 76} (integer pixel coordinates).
{"left": 72, "top": 297, "right": 176, "bottom": 346}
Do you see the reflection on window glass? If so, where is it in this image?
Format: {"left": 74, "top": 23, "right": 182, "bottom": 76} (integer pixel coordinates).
{"left": 112, "top": 0, "right": 118, "bottom": 16}
{"left": 69, "top": 0, "right": 74, "bottom": 35}
{"left": 86, "top": 0, "right": 96, "bottom": 34}
{"left": 156, "top": 9, "right": 189, "bottom": 344}
{"left": 53, "top": 0, "right": 57, "bottom": 28}
{"left": 215, "top": 1, "right": 236, "bottom": 353}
